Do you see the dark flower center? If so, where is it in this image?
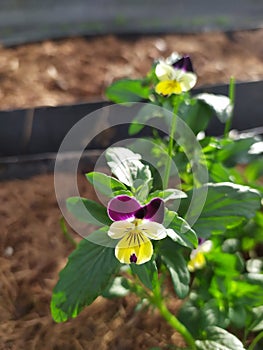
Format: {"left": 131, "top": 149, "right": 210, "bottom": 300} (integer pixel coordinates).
{"left": 130, "top": 253, "right": 137, "bottom": 263}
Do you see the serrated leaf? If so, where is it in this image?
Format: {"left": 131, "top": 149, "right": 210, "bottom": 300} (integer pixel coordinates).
{"left": 130, "top": 259, "right": 158, "bottom": 291}
{"left": 195, "top": 326, "right": 245, "bottom": 350}
{"left": 160, "top": 239, "right": 190, "bottom": 298}
{"left": 164, "top": 209, "right": 198, "bottom": 249}
{"left": 51, "top": 236, "right": 120, "bottom": 322}
{"left": 105, "top": 147, "right": 152, "bottom": 189}
{"left": 105, "top": 79, "right": 150, "bottom": 103}
{"left": 195, "top": 93, "right": 233, "bottom": 123}
{"left": 66, "top": 197, "right": 112, "bottom": 226}
{"left": 183, "top": 182, "right": 261, "bottom": 238}
{"left": 86, "top": 172, "right": 129, "bottom": 197}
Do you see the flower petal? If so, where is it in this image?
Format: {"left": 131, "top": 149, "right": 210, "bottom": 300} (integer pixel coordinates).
{"left": 188, "top": 251, "right": 206, "bottom": 272}
{"left": 143, "top": 198, "right": 164, "bottom": 223}
{"left": 199, "top": 240, "right": 212, "bottom": 253}
{"left": 139, "top": 221, "right": 167, "bottom": 240}
{"left": 155, "top": 61, "right": 176, "bottom": 81}
{"left": 108, "top": 221, "right": 133, "bottom": 239}
{"left": 172, "top": 56, "right": 194, "bottom": 73}
{"left": 115, "top": 233, "right": 153, "bottom": 265}
{"left": 107, "top": 195, "right": 141, "bottom": 221}
{"left": 179, "top": 72, "right": 197, "bottom": 92}
{"left": 155, "top": 80, "right": 182, "bottom": 96}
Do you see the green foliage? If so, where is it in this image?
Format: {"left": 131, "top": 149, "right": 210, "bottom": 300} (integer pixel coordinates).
{"left": 51, "top": 236, "right": 120, "bottom": 322}
{"left": 66, "top": 197, "right": 112, "bottom": 226}
{"left": 164, "top": 209, "right": 198, "bottom": 249}
{"left": 195, "top": 326, "right": 246, "bottom": 350}
{"left": 105, "top": 78, "right": 151, "bottom": 103}
{"left": 160, "top": 239, "right": 190, "bottom": 298}
{"left": 86, "top": 171, "right": 131, "bottom": 197}
{"left": 181, "top": 182, "right": 261, "bottom": 238}
{"left": 130, "top": 259, "right": 158, "bottom": 291}
{"left": 105, "top": 147, "right": 152, "bottom": 193}
{"left": 195, "top": 93, "right": 233, "bottom": 123}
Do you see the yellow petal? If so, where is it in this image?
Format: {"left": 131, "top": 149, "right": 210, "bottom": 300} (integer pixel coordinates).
{"left": 115, "top": 233, "right": 153, "bottom": 265}
{"left": 155, "top": 80, "right": 182, "bottom": 96}
{"left": 188, "top": 252, "right": 206, "bottom": 272}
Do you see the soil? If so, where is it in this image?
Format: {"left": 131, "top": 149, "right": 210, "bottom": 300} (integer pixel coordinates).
{"left": 0, "top": 29, "right": 263, "bottom": 350}
{"left": 0, "top": 29, "right": 262, "bottom": 111}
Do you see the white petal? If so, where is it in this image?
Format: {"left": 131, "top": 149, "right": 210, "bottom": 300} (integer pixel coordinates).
{"left": 108, "top": 221, "right": 133, "bottom": 239}
{"left": 155, "top": 61, "right": 176, "bottom": 81}
{"left": 199, "top": 240, "right": 213, "bottom": 253}
{"left": 139, "top": 222, "right": 167, "bottom": 240}
{"left": 179, "top": 72, "right": 197, "bottom": 91}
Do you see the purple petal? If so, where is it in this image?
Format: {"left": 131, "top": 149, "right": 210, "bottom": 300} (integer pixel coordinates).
{"left": 107, "top": 195, "right": 141, "bottom": 221}
{"left": 172, "top": 56, "right": 194, "bottom": 73}
{"left": 198, "top": 237, "right": 206, "bottom": 245}
{"left": 135, "top": 198, "right": 164, "bottom": 223}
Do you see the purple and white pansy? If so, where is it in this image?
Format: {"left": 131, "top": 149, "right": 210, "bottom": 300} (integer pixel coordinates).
{"left": 107, "top": 195, "right": 167, "bottom": 265}
{"left": 155, "top": 55, "right": 197, "bottom": 96}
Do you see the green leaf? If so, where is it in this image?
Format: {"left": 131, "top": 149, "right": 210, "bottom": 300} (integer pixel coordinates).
{"left": 105, "top": 147, "right": 152, "bottom": 189}
{"left": 179, "top": 98, "right": 213, "bottom": 134}
{"left": 160, "top": 239, "right": 190, "bottom": 298}
{"left": 183, "top": 183, "right": 261, "bottom": 238}
{"left": 105, "top": 79, "right": 150, "bottom": 103}
{"left": 229, "top": 304, "right": 247, "bottom": 328}
{"left": 148, "top": 188, "right": 187, "bottom": 202}
{"left": 218, "top": 137, "right": 259, "bottom": 167}
{"left": 249, "top": 306, "right": 263, "bottom": 332}
{"left": 195, "top": 93, "right": 233, "bottom": 123}
{"left": 51, "top": 236, "right": 120, "bottom": 322}
{"left": 128, "top": 103, "right": 170, "bottom": 135}
{"left": 164, "top": 209, "right": 198, "bottom": 249}
{"left": 86, "top": 172, "right": 130, "bottom": 197}
{"left": 66, "top": 197, "right": 112, "bottom": 226}
{"left": 135, "top": 178, "right": 153, "bottom": 203}
{"left": 130, "top": 259, "right": 158, "bottom": 291}
{"left": 195, "top": 326, "right": 245, "bottom": 350}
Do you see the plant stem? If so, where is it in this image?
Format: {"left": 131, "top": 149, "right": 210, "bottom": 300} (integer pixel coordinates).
{"left": 163, "top": 101, "right": 180, "bottom": 188}
{"left": 248, "top": 331, "right": 263, "bottom": 350}
{"left": 59, "top": 217, "right": 77, "bottom": 248}
{"left": 224, "top": 76, "right": 235, "bottom": 138}
{"left": 154, "top": 298, "right": 196, "bottom": 349}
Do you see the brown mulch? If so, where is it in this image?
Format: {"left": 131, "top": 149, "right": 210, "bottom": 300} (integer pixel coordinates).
{"left": 0, "top": 29, "right": 262, "bottom": 111}
{"left": 0, "top": 29, "right": 263, "bottom": 349}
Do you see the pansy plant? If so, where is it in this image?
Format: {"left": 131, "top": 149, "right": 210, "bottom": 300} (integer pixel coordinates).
{"left": 52, "top": 49, "right": 263, "bottom": 350}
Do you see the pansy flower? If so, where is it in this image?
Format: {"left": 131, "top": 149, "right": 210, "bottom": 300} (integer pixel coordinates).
{"left": 187, "top": 238, "right": 212, "bottom": 272}
{"left": 155, "top": 55, "right": 197, "bottom": 96}
{"left": 107, "top": 195, "right": 167, "bottom": 265}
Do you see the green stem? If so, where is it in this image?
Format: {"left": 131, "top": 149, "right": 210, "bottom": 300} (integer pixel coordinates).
{"left": 248, "top": 331, "right": 263, "bottom": 350}
{"left": 154, "top": 298, "right": 196, "bottom": 349}
{"left": 163, "top": 101, "right": 180, "bottom": 189}
{"left": 224, "top": 76, "right": 235, "bottom": 138}
{"left": 59, "top": 217, "right": 77, "bottom": 248}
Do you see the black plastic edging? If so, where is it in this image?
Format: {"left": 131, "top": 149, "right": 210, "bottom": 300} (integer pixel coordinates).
{"left": 0, "top": 80, "right": 262, "bottom": 158}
